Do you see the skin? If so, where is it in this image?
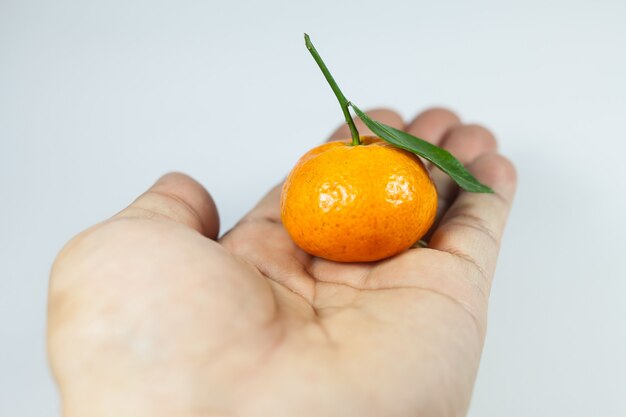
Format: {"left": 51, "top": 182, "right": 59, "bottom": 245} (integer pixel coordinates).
{"left": 48, "top": 108, "right": 517, "bottom": 417}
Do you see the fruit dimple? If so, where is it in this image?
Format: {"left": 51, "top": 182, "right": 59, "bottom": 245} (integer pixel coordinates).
{"left": 280, "top": 137, "right": 437, "bottom": 263}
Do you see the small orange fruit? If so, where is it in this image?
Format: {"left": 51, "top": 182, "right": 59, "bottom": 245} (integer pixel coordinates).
{"left": 280, "top": 136, "right": 438, "bottom": 262}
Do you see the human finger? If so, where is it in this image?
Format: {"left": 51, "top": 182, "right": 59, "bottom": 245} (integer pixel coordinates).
{"left": 429, "top": 153, "right": 517, "bottom": 289}
{"left": 405, "top": 107, "right": 461, "bottom": 146}
{"left": 115, "top": 172, "right": 220, "bottom": 239}
{"left": 430, "top": 124, "right": 498, "bottom": 220}
{"left": 402, "top": 108, "right": 462, "bottom": 231}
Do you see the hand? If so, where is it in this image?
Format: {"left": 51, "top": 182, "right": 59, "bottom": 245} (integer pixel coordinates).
{"left": 48, "top": 108, "right": 517, "bottom": 417}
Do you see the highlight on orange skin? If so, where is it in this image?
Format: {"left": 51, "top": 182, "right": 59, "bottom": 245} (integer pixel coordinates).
{"left": 280, "top": 136, "right": 438, "bottom": 262}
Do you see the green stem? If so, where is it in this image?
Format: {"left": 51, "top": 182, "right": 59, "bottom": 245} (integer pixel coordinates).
{"left": 304, "top": 34, "right": 360, "bottom": 146}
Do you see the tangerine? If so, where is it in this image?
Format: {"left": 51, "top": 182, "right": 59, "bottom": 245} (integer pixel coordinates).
{"left": 280, "top": 136, "right": 438, "bottom": 262}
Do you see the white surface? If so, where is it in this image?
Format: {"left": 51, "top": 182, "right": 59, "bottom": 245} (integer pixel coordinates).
{"left": 2, "top": 0, "right": 626, "bottom": 415}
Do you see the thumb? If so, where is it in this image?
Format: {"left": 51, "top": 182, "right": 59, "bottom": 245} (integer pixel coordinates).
{"left": 116, "top": 172, "right": 220, "bottom": 239}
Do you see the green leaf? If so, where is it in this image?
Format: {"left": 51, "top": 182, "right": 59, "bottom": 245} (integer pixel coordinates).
{"left": 350, "top": 103, "right": 494, "bottom": 193}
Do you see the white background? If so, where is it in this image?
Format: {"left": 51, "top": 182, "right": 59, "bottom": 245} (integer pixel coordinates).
{"left": 2, "top": 0, "right": 626, "bottom": 415}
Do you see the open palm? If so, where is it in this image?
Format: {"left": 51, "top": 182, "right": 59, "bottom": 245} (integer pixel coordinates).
{"left": 48, "top": 108, "right": 516, "bottom": 417}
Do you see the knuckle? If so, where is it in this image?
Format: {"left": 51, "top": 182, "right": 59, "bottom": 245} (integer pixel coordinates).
{"left": 444, "top": 211, "right": 500, "bottom": 246}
